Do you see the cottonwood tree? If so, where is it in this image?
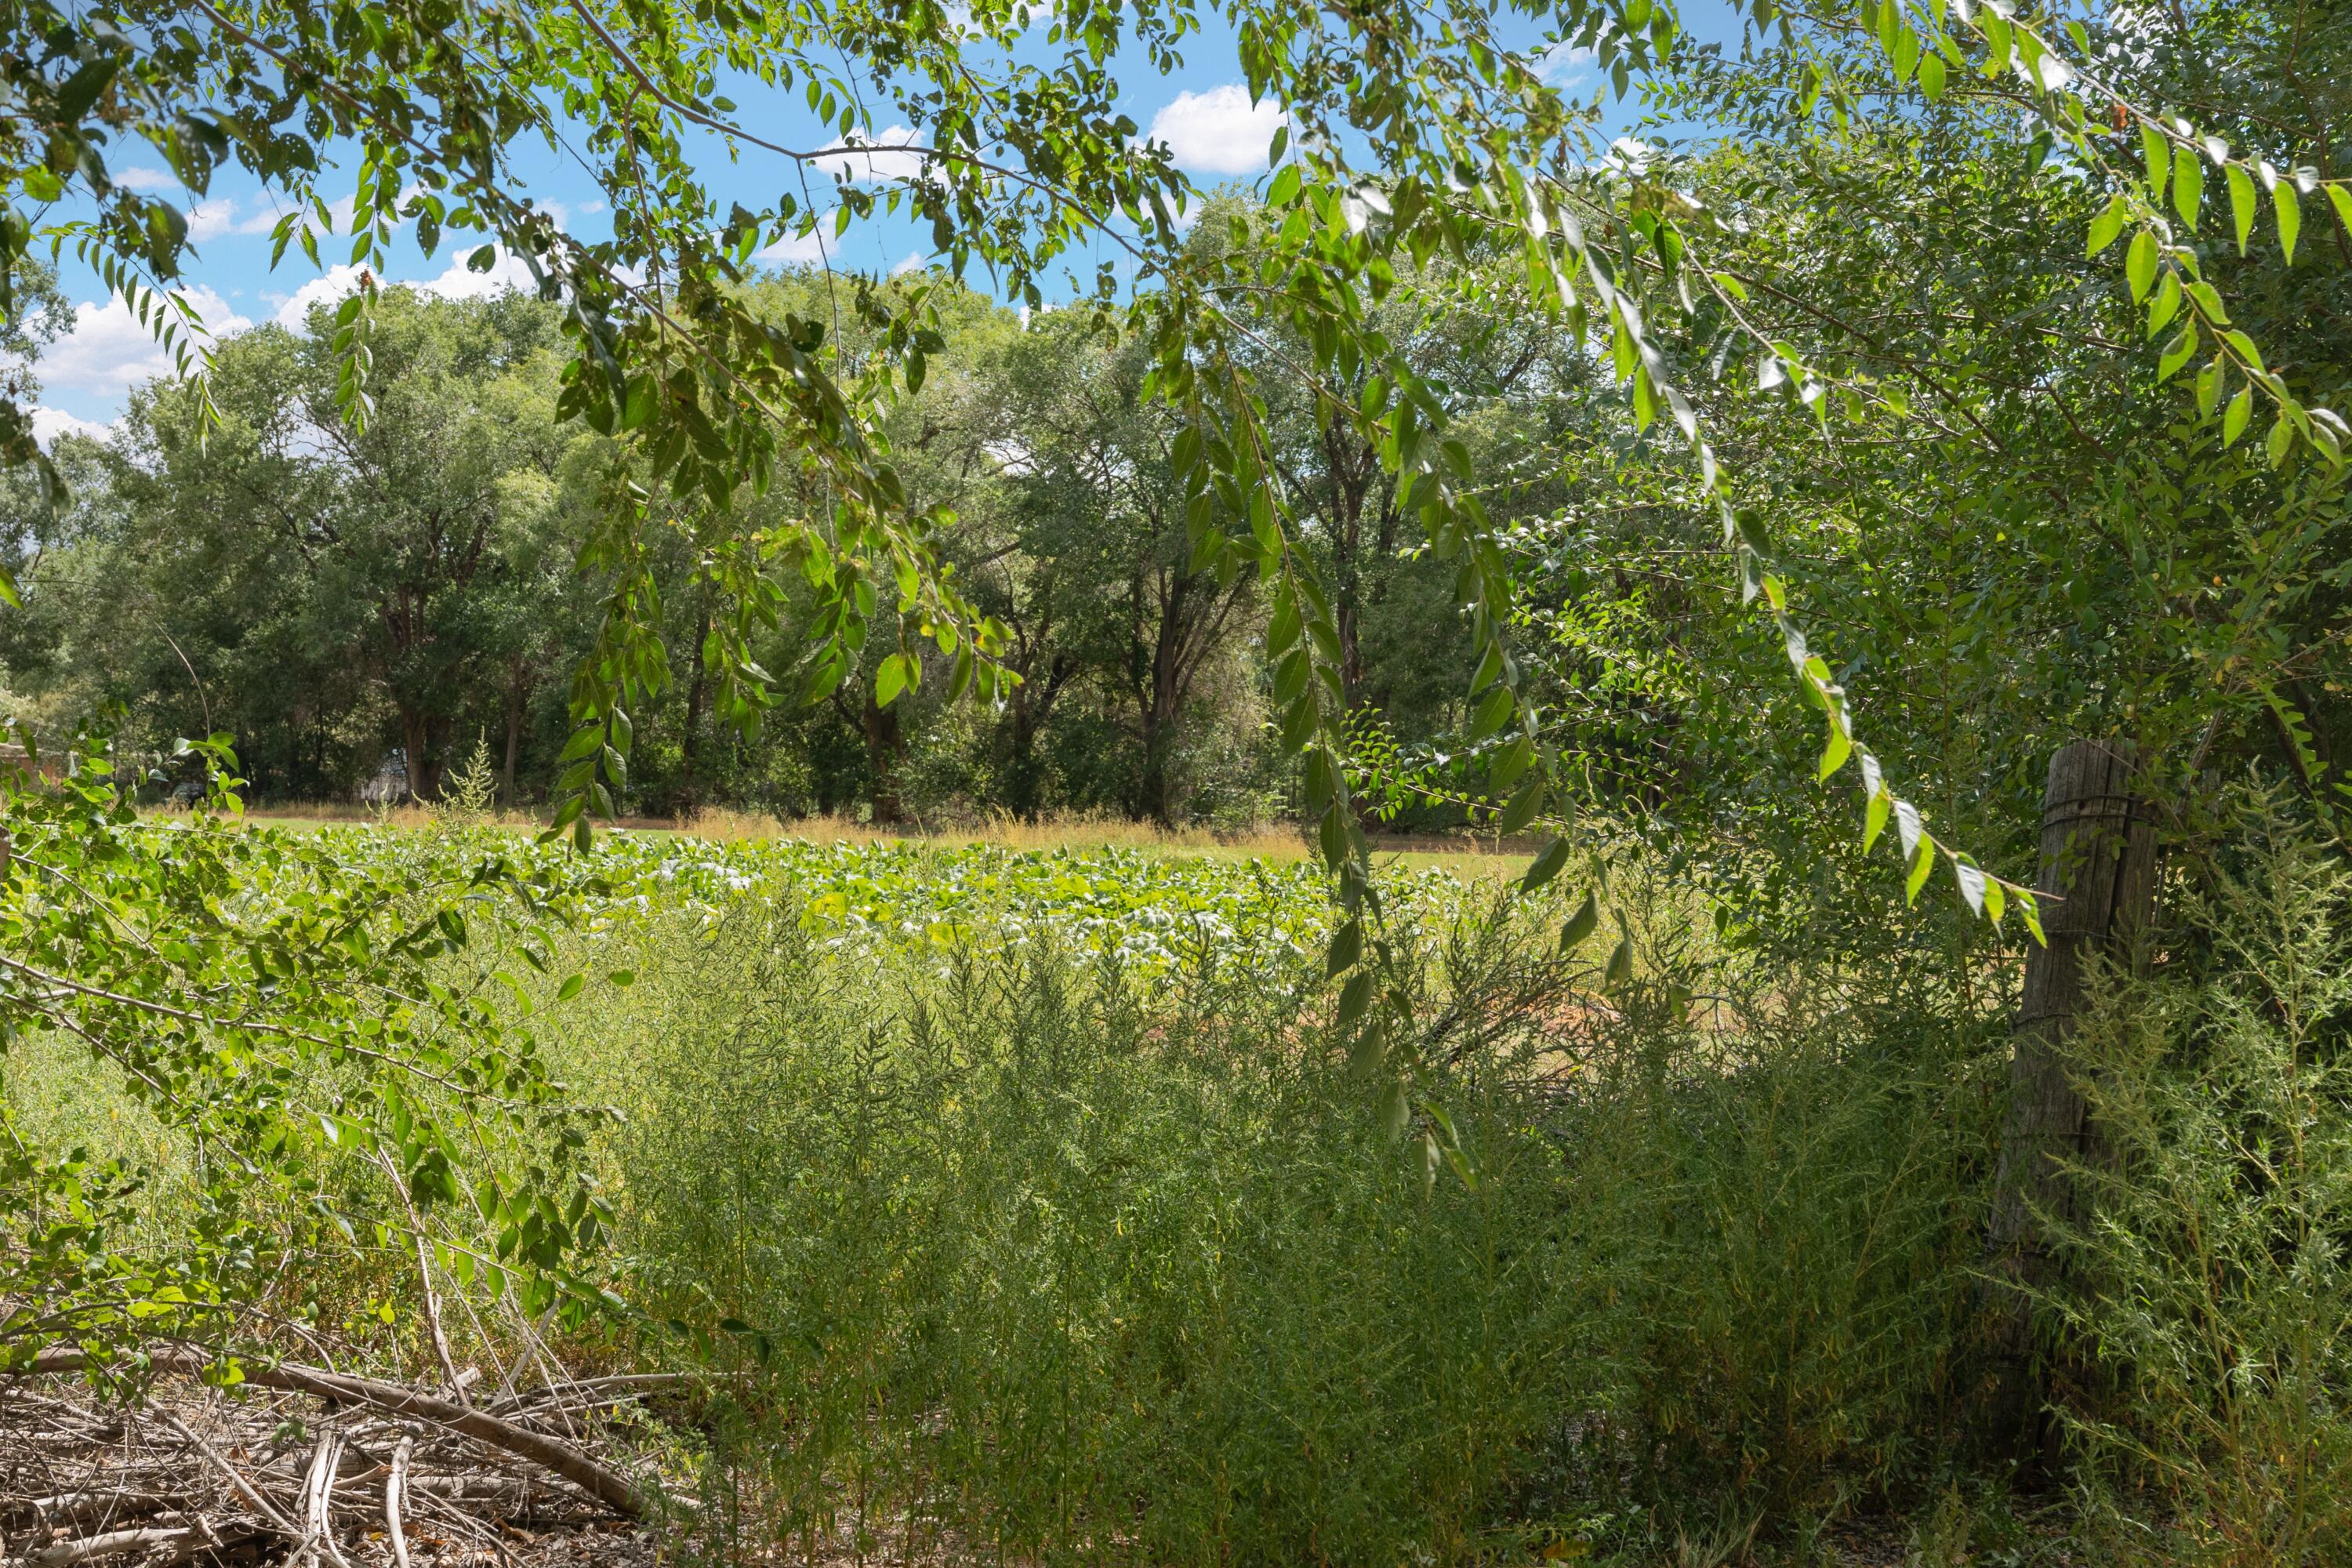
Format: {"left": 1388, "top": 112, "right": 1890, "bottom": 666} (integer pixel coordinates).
{"left": 5, "top": 290, "right": 596, "bottom": 799}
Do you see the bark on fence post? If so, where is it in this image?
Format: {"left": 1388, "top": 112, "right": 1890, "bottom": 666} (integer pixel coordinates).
{"left": 1982, "top": 739, "right": 2158, "bottom": 1459}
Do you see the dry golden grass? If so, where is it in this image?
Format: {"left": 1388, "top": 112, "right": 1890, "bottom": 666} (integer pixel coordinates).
{"left": 684, "top": 807, "right": 1315, "bottom": 858}
{"left": 213, "top": 800, "right": 1530, "bottom": 872}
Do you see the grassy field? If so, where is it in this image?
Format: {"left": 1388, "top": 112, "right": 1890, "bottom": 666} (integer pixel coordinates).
{"left": 23, "top": 810, "right": 2352, "bottom": 1565}
{"left": 216, "top": 801, "right": 1541, "bottom": 877}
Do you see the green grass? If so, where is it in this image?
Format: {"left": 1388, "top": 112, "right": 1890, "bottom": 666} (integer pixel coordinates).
{"left": 525, "top": 837, "right": 2007, "bottom": 1565}
{"left": 25, "top": 810, "right": 2350, "bottom": 1566}
{"left": 218, "top": 802, "right": 1538, "bottom": 880}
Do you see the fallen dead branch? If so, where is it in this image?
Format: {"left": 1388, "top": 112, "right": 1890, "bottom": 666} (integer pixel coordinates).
{"left": 16, "top": 1520, "right": 251, "bottom": 1568}
{"left": 154, "top": 1409, "right": 302, "bottom": 1541}
{"left": 480, "top": 1375, "right": 693, "bottom": 1417}
{"left": 20, "top": 1349, "right": 649, "bottom": 1518}
{"left": 385, "top": 1438, "right": 413, "bottom": 1568}
{"left": 303, "top": 1425, "right": 353, "bottom": 1568}
{"left": 2, "top": 1348, "right": 674, "bottom": 1568}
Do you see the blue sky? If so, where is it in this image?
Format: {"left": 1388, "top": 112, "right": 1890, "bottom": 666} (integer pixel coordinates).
{"left": 24, "top": 2, "right": 1747, "bottom": 444}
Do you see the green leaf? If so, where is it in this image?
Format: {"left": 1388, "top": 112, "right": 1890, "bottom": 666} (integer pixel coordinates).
{"left": 1818, "top": 719, "right": 1851, "bottom": 782}
{"left": 1980, "top": 9, "right": 2011, "bottom": 74}
{"left": 875, "top": 652, "right": 911, "bottom": 706}
{"left": 1325, "top": 917, "right": 1363, "bottom": 979}
{"left": 2158, "top": 321, "right": 2199, "bottom": 383}
{"left": 2328, "top": 185, "right": 2352, "bottom": 243}
{"left": 1521, "top": 836, "right": 1572, "bottom": 893}
{"left": 1495, "top": 777, "right": 1544, "bottom": 837}
{"left": 2085, "top": 194, "right": 2127, "bottom": 257}
{"left": 1468, "top": 683, "right": 1515, "bottom": 740}
{"left": 620, "top": 376, "right": 655, "bottom": 431}
{"left": 2016, "top": 889, "right": 2046, "bottom": 947}
{"left": 1863, "top": 789, "right": 1891, "bottom": 854}
{"left": 1602, "top": 932, "right": 1634, "bottom": 989}
{"left": 2125, "top": 230, "right": 2158, "bottom": 302}
{"left": 2228, "top": 163, "right": 2257, "bottom": 253}
{"left": 2172, "top": 146, "right": 2203, "bottom": 229}
{"left": 1346, "top": 1010, "right": 1385, "bottom": 1078}
{"left": 1559, "top": 891, "right": 1599, "bottom": 954}
{"left": 1490, "top": 733, "right": 1535, "bottom": 789}
{"left": 2141, "top": 125, "right": 2171, "bottom": 198}
{"left": 2275, "top": 180, "right": 2301, "bottom": 263}
{"left": 2223, "top": 384, "right": 2253, "bottom": 447}
{"left": 1904, "top": 840, "right": 1935, "bottom": 905}
{"left": 557, "top": 974, "right": 585, "bottom": 1003}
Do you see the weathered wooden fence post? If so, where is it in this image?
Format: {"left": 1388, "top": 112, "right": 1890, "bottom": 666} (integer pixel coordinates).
{"left": 1982, "top": 739, "right": 2158, "bottom": 1457}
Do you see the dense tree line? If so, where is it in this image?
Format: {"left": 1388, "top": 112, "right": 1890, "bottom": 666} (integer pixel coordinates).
{"left": 0, "top": 234, "right": 1565, "bottom": 827}
{"left": 8, "top": 1, "right": 2349, "bottom": 861}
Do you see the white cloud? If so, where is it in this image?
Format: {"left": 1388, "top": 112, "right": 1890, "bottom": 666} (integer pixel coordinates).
{"left": 97, "top": 176, "right": 271, "bottom": 241}
{"left": 268, "top": 247, "right": 546, "bottom": 331}
{"left": 1537, "top": 42, "right": 1596, "bottom": 85}
{"left": 272, "top": 263, "right": 372, "bottom": 329}
{"left": 1601, "top": 136, "right": 1659, "bottom": 175}
{"left": 113, "top": 165, "right": 181, "bottom": 194}
{"left": 187, "top": 198, "right": 241, "bottom": 242}
{"left": 812, "top": 125, "right": 927, "bottom": 183}
{"left": 31, "top": 407, "right": 114, "bottom": 448}
{"left": 1149, "top": 85, "right": 1286, "bottom": 176}
{"left": 891, "top": 252, "right": 926, "bottom": 276}
{"left": 418, "top": 246, "right": 543, "bottom": 301}
{"left": 37, "top": 286, "right": 251, "bottom": 403}
{"left": 238, "top": 200, "right": 296, "bottom": 236}
{"left": 758, "top": 224, "right": 836, "bottom": 264}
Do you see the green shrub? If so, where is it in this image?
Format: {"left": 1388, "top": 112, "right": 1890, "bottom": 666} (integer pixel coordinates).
{"left": 568, "top": 863, "right": 2013, "bottom": 1564}
{"left": 598, "top": 902, "right": 1588, "bottom": 1566}
{"left": 1511, "top": 885, "right": 2005, "bottom": 1539}
{"left": 2056, "top": 805, "right": 2352, "bottom": 1566}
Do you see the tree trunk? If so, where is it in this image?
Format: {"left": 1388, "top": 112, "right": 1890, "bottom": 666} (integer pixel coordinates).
{"left": 421, "top": 716, "right": 451, "bottom": 802}
{"left": 862, "top": 687, "right": 905, "bottom": 826}
{"left": 399, "top": 710, "right": 430, "bottom": 805}
{"left": 501, "top": 673, "right": 528, "bottom": 808}
{"left": 1136, "top": 604, "right": 1186, "bottom": 826}
{"left": 1982, "top": 739, "right": 2159, "bottom": 1461}
{"left": 1004, "top": 689, "right": 1044, "bottom": 821}
{"left": 679, "top": 605, "right": 711, "bottom": 818}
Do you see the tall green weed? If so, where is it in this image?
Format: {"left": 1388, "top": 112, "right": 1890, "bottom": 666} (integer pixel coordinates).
{"left": 597, "top": 902, "right": 1588, "bottom": 1565}
{"left": 2056, "top": 804, "right": 2352, "bottom": 1566}
{"left": 565, "top": 865, "right": 2013, "bottom": 1564}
